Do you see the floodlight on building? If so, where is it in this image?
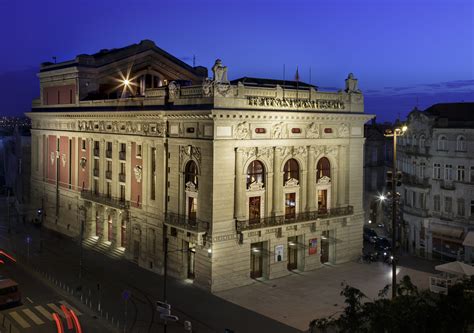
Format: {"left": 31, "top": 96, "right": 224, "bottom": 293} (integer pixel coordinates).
{"left": 379, "top": 194, "right": 386, "bottom": 201}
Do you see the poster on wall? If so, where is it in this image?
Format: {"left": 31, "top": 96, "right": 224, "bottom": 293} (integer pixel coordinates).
{"left": 275, "top": 244, "right": 284, "bottom": 262}
{"left": 308, "top": 238, "right": 318, "bottom": 255}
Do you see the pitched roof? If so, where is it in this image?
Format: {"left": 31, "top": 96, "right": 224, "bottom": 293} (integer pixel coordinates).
{"left": 231, "top": 77, "right": 317, "bottom": 90}
{"left": 40, "top": 40, "right": 206, "bottom": 77}
{"left": 422, "top": 102, "right": 474, "bottom": 128}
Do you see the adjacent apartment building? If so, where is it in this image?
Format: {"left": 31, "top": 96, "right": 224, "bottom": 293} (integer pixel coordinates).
{"left": 27, "top": 40, "right": 372, "bottom": 291}
{"left": 398, "top": 103, "right": 474, "bottom": 262}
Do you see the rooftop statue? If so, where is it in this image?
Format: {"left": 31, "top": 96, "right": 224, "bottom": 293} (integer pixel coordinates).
{"left": 212, "top": 59, "right": 229, "bottom": 84}
{"left": 345, "top": 73, "right": 361, "bottom": 94}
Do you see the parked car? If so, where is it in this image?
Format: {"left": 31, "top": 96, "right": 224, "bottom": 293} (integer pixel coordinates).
{"left": 363, "top": 227, "right": 378, "bottom": 243}
{"left": 375, "top": 237, "right": 392, "bottom": 252}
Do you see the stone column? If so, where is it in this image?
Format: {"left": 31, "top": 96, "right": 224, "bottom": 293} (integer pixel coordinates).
{"left": 337, "top": 145, "right": 347, "bottom": 205}
{"left": 112, "top": 140, "right": 119, "bottom": 197}
{"left": 235, "top": 148, "right": 245, "bottom": 220}
{"left": 142, "top": 141, "right": 148, "bottom": 208}
{"left": 126, "top": 142, "right": 132, "bottom": 201}
{"left": 273, "top": 147, "right": 283, "bottom": 216}
{"left": 306, "top": 147, "right": 316, "bottom": 211}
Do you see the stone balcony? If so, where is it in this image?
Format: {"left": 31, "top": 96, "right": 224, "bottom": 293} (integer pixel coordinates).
{"left": 80, "top": 190, "right": 129, "bottom": 210}
{"left": 236, "top": 205, "right": 354, "bottom": 232}
{"left": 164, "top": 212, "right": 210, "bottom": 233}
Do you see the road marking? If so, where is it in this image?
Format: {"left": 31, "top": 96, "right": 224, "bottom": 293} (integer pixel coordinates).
{"left": 8, "top": 311, "right": 31, "bottom": 328}
{"left": 26, "top": 297, "right": 34, "bottom": 304}
{"left": 47, "top": 303, "right": 65, "bottom": 318}
{"left": 59, "top": 300, "right": 82, "bottom": 315}
{"left": 35, "top": 305, "right": 53, "bottom": 321}
{"left": 22, "top": 308, "right": 45, "bottom": 325}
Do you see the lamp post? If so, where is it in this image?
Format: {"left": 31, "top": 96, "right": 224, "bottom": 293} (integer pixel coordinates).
{"left": 384, "top": 124, "right": 407, "bottom": 299}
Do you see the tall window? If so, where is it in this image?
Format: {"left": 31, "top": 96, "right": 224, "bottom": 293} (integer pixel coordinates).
{"left": 283, "top": 159, "right": 299, "bottom": 183}
{"left": 150, "top": 147, "right": 156, "bottom": 200}
{"left": 445, "top": 197, "right": 452, "bottom": 213}
{"left": 471, "top": 200, "right": 474, "bottom": 216}
{"left": 437, "top": 135, "right": 447, "bottom": 151}
{"left": 433, "top": 163, "right": 441, "bottom": 179}
{"left": 317, "top": 157, "right": 331, "bottom": 181}
{"left": 445, "top": 164, "right": 453, "bottom": 180}
{"left": 247, "top": 160, "right": 265, "bottom": 188}
{"left": 457, "top": 165, "right": 465, "bottom": 182}
{"left": 434, "top": 195, "right": 440, "bottom": 211}
{"left": 471, "top": 166, "right": 474, "bottom": 183}
{"left": 185, "top": 161, "right": 198, "bottom": 187}
{"left": 418, "top": 193, "right": 425, "bottom": 209}
{"left": 419, "top": 135, "right": 425, "bottom": 149}
{"left": 456, "top": 135, "right": 466, "bottom": 151}
{"left": 457, "top": 199, "right": 465, "bottom": 216}
{"left": 412, "top": 135, "right": 417, "bottom": 146}
{"left": 419, "top": 162, "right": 425, "bottom": 179}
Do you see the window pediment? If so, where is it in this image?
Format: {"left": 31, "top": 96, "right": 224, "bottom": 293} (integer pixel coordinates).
{"left": 284, "top": 178, "right": 299, "bottom": 187}
{"left": 317, "top": 176, "right": 331, "bottom": 184}
{"left": 185, "top": 181, "right": 198, "bottom": 192}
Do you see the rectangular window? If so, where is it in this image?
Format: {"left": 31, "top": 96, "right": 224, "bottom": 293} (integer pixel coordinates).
{"left": 188, "top": 197, "right": 197, "bottom": 221}
{"left": 445, "top": 197, "right": 452, "bottom": 213}
{"left": 434, "top": 195, "right": 440, "bottom": 211}
{"left": 433, "top": 163, "right": 441, "bottom": 179}
{"left": 137, "top": 144, "right": 142, "bottom": 157}
{"left": 419, "top": 162, "right": 425, "bottom": 179}
{"left": 418, "top": 193, "right": 425, "bottom": 209}
{"left": 445, "top": 164, "right": 452, "bottom": 181}
{"left": 81, "top": 139, "right": 86, "bottom": 150}
{"left": 94, "top": 179, "right": 99, "bottom": 194}
{"left": 249, "top": 196, "right": 261, "bottom": 222}
{"left": 471, "top": 200, "right": 474, "bottom": 216}
{"left": 457, "top": 166, "right": 465, "bottom": 182}
{"left": 106, "top": 182, "right": 112, "bottom": 198}
{"left": 457, "top": 199, "right": 465, "bottom": 216}
{"left": 120, "top": 184, "right": 126, "bottom": 201}
{"left": 285, "top": 193, "right": 296, "bottom": 219}
{"left": 470, "top": 166, "right": 474, "bottom": 183}
{"left": 412, "top": 191, "right": 416, "bottom": 207}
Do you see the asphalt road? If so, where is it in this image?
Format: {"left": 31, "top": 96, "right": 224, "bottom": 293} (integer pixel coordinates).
{"left": 0, "top": 199, "right": 300, "bottom": 333}
{"left": 0, "top": 224, "right": 115, "bottom": 333}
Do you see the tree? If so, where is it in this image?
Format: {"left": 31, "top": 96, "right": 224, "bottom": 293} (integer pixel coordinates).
{"left": 309, "top": 275, "right": 474, "bottom": 333}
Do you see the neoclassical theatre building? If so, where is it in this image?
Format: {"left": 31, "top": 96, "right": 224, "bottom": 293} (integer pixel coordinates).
{"left": 28, "top": 40, "right": 372, "bottom": 292}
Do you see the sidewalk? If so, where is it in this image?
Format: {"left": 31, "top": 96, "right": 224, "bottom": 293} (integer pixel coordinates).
{"left": 1, "top": 202, "right": 299, "bottom": 333}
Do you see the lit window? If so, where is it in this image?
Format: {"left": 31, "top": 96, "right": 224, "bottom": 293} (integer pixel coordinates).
{"left": 317, "top": 157, "right": 331, "bottom": 180}
{"left": 283, "top": 159, "right": 299, "bottom": 183}
{"left": 185, "top": 161, "right": 198, "bottom": 188}
{"left": 247, "top": 160, "right": 265, "bottom": 188}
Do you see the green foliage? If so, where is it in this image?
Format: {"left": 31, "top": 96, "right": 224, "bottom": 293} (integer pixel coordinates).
{"left": 309, "top": 275, "right": 474, "bottom": 333}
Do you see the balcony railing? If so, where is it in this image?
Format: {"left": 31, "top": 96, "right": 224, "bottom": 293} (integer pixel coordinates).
{"left": 402, "top": 174, "right": 430, "bottom": 188}
{"left": 119, "top": 173, "right": 126, "bottom": 182}
{"left": 164, "top": 212, "right": 210, "bottom": 233}
{"left": 236, "top": 205, "right": 354, "bottom": 232}
{"left": 402, "top": 205, "right": 429, "bottom": 217}
{"left": 106, "top": 150, "right": 112, "bottom": 158}
{"left": 80, "top": 190, "right": 130, "bottom": 210}
{"left": 440, "top": 180, "right": 455, "bottom": 190}
{"left": 119, "top": 151, "right": 126, "bottom": 160}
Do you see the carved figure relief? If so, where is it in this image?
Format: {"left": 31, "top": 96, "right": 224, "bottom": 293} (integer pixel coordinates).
{"left": 272, "top": 122, "right": 285, "bottom": 139}
{"left": 179, "top": 145, "right": 202, "bottom": 165}
{"left": 99, "top": 121, "right": 105, "bottom": 131}
{"left": 61, "top": 153, "right": 67, "bottom": 167}
{"left": 79, "top": 157, "right": 87, "bottom": 170}
{"left": 202, "top": 78, "right": 213, "bottom": 97}
{"left": 50, "top": 152, "right": 55, "bottom": 165}
{"left": 185, "top": 181, "right": 197, "bottom": 192}
{"left": 133, "top": 165, "right": 142, "bottom": 183}
{"left": 317, "top": 175, "right": 331, "bottom": 184}
{"left": 234, "top": 122, "right": 250, "bottom": 140}
{"left": 307, "top": 122, "right": 320, "bottom": 138}
{"left": 112, "top": 121, "right": 118, "bottom": 132}
{"left": 168, "top": 81, "right": 180, "bottom": 99}
{"left": 324, "top": 146, "right": 338, "bottom": 156}
{"left": 212, "top": 59, "right": 229, "bottom": 83}
{"left": 338, "top": 123, "right": 349, "bottom": 137}
{"left": 248, "top": 181, "right": 264, "bottom": 192}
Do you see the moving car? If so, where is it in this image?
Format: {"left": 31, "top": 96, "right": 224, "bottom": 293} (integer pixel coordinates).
{"left": 363, "top": 227, "right": 378, "bottom": 243}
{"left": 375, "top": 237, "right": 392, "bottom": 252}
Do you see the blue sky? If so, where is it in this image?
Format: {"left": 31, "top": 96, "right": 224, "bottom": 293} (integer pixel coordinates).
{"left": 0, "top": 0, "right": 472, "bottom": 121}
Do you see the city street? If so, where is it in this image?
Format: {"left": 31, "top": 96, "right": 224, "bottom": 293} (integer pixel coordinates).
{"left": 0, "top": 199, "right": 299, "bottom": 333}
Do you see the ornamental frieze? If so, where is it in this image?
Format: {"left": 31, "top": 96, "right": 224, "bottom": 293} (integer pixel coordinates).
{"left": 234, "top": 122, "right": 250, "bottom": 140}
{"left": 307, "top": 122, "right": 320, "bottom": 138}
{"left": 179, "top": 145, "right": 202, "bottom": 165}
{"left": 76, "top": 120, "right": 166, "bottom": 137}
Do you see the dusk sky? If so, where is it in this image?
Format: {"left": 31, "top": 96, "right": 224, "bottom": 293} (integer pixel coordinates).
{"left": 0, "top": 0, "right": 472, "bottom": 121}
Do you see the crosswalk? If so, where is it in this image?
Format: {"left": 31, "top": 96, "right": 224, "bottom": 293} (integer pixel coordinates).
{"left": 1, "top": 300, "right": 82, "bottom": 330}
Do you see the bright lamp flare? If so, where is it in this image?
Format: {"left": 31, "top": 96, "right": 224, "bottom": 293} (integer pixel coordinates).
{"left": 123, "top": 79, "right": 130, "bottom": 86}
{"left": 379, "top": 194, "right": 386, "bottom": 201}
{"left": 402, "top": 125, "right": 408, "bottom": 132}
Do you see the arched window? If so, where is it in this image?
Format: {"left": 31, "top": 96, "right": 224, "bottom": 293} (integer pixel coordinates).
{"left": 185, "top": 161, "right": 198, "bottom": 188}
{"left": 419, "top": 135, "right": 425, "bottom": 149}
{"left": 247, "top": 160, "right": 265, "bottom": 188}
{"left": 456, "top": 135, "right": 466, "bottom": 151}
{"left": 283, "top": 159, "right": 299, "bottom": 183}
{"left": 438, "top": 135, "right": 448, "bottom": 151}
{"left": 317, "top": 157, "right": 331, "bottom": 181}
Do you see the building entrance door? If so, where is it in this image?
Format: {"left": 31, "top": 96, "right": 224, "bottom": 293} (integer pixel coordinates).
{"left": 187, "top": 247, "right": 196, "bottom": 279}
{"left": 250, "top": 242, "right": 263, "bottom": 279}
{"left": 321, "top": 231, "right": 329, "bottom": 263}
{"left": 121, "top": 220, "right": 126, "bottom": 248}
{"left": 287, "top": 236, "right": 298, "bottom": 270}
{"left": 107, "top": 215, "right": 113, "bottom": 242}
{"left": 318, "top": 190, "right": 328, "bottom": 212}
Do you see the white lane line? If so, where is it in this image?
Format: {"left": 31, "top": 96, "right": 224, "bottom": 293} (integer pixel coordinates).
{"left": 59, "top": 300, "right": 82, "bottom": 315}
{"left": 34, "top": 305, "right": 53, "bottom": 321}
{"left": 26, "top": 297, "right": 34, "bottom": 304}
{"left": 47, "top": 303, "right": 65, "bottom": 318}
{"left": 8, "top": 311, "right": 31, "bottom": 328}
{"left": 22, "top": 309, "right": 44, "bottom": 325}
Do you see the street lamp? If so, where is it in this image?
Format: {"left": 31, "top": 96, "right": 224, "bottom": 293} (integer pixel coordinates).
{"left": 384, "top": 123, "right": 407, "bottom": 299}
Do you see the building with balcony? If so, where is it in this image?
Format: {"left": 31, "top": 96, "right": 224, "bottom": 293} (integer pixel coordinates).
{"left": 27, "top": 40, "right": 372, "bottom": 291}
{"left": 398, "top": 103, "right": 474, "bottom": 262}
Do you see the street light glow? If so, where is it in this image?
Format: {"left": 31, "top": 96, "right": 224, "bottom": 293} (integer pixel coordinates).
{"left": 379, "top": 194, "right": 386, "bottom": 201}
{"left": 402, "top": 125, "right": 408, "bottom": 132}
{"left": 123, "top": 79, "right": 130, "bottom": 86}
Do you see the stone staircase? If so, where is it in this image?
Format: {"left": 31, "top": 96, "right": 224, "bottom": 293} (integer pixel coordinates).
{"left": 82, "top": 236, "right": 125, "bottom": 260}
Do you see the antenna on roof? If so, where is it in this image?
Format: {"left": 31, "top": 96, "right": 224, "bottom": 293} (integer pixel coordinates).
{"left": 193, "top": 55, "right": 196, "bottom": 67}
{"left": 52, "top": 56, "right": 57, "bottom": 64}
